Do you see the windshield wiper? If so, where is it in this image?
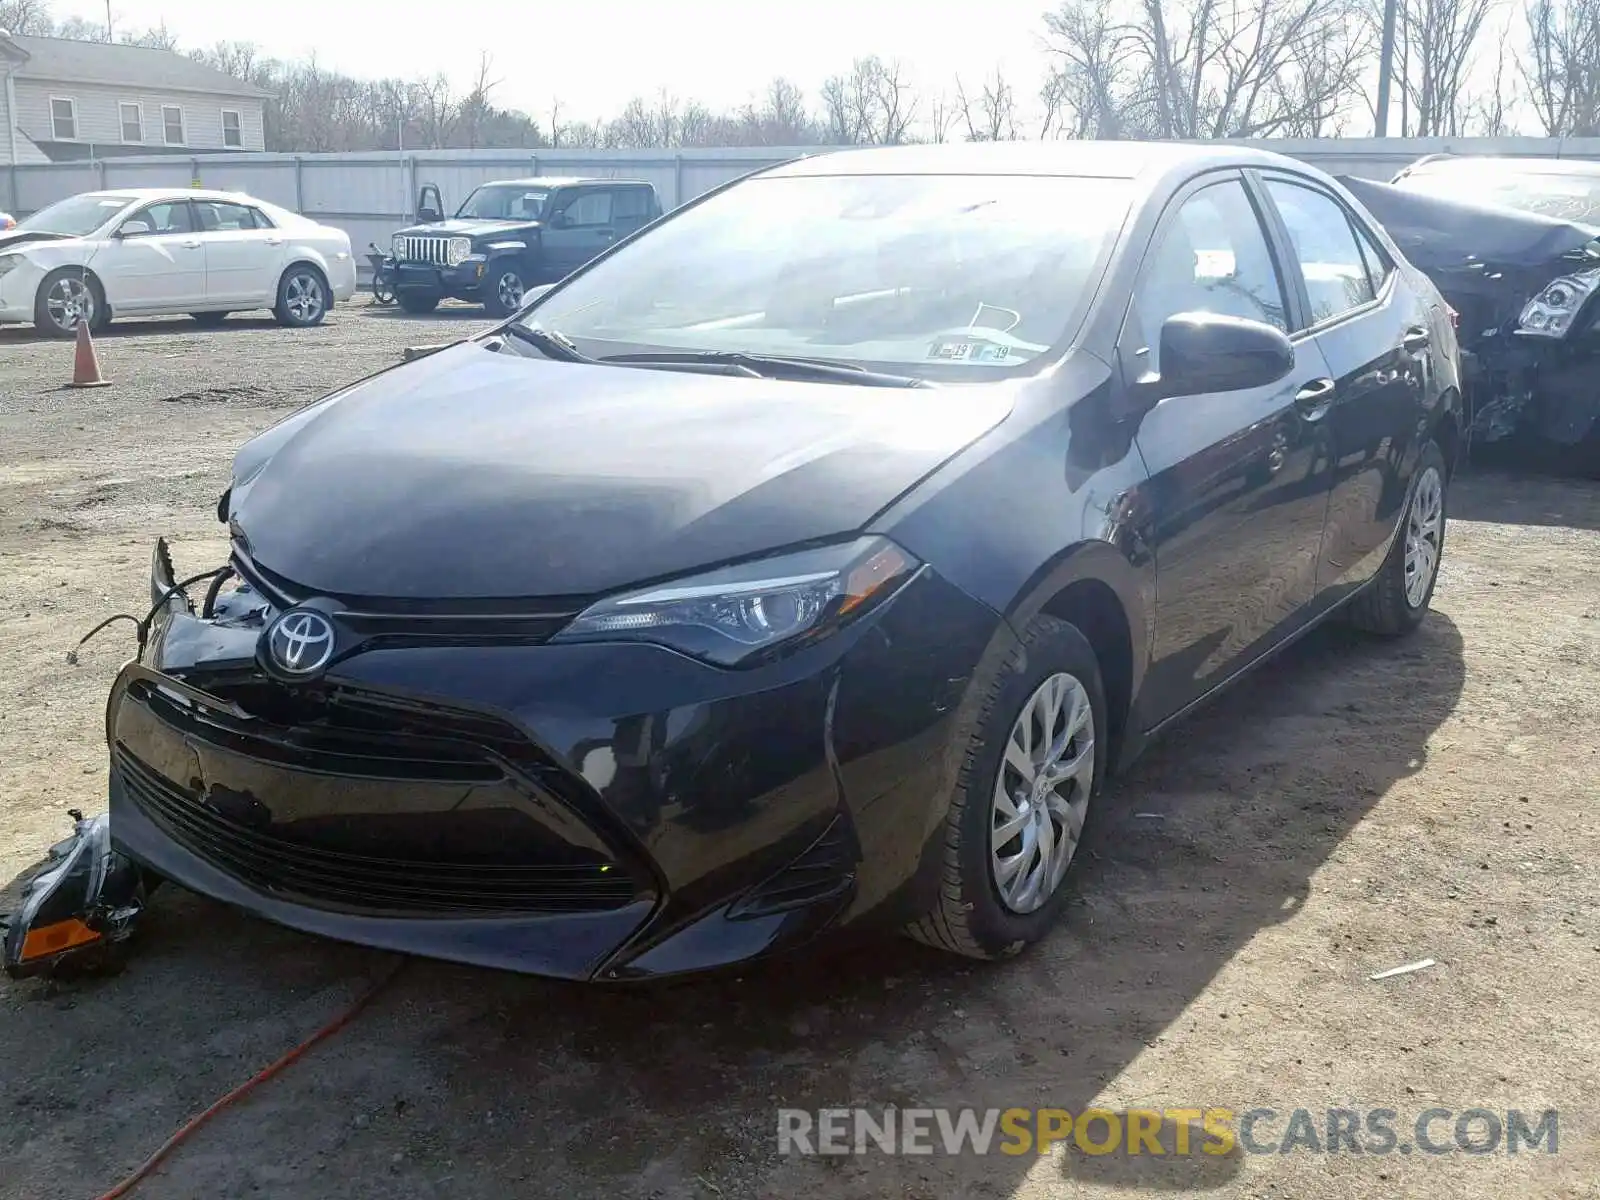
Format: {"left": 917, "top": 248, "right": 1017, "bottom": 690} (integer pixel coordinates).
{"left": 500, "top": 325, "right": 763, "bottom": 377}
{"left": 502, "top": 324, "right": 592, "bottom": 362}
{"left": 599, "top": 350, "right": 931, "bottom": 388}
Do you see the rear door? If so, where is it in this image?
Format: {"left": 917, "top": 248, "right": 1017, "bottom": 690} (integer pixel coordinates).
{"left": 193, "top": 199, "right": 286, "bottom": 307}
{"left": 1255, "top": 174, "right": 1429, "bottom": 607}
{"left": 95, "top": 199, "right": 206, "bottom": 311}
{"left": 542, "top": 188, "right": 616, "bottom": 277}
{"left": 1126, "top": 171, "right": 1340, "bottom": 725}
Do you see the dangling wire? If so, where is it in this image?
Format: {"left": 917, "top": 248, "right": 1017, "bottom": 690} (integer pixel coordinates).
{"left": 65, "top": 567, "right": 231, "bottom": 665}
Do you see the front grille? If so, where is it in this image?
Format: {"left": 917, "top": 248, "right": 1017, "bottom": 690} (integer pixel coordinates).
{"left": 118, "top": 747, "right": 637, "bottom": 915}
{"left": 396, "top": 235, "right": 451, "bottom": 266}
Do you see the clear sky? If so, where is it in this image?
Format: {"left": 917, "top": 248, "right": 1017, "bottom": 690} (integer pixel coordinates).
{"left": 47, "top": 0, "right": 1062, "bottom": 127}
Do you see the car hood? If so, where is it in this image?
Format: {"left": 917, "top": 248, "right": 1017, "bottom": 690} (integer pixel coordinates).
{"left": 394, "top": 219, "right": 536, "bottom": 239}
{"left": 228, "top": 342, "right": 1015, "bottom": 600}
{"left": 0, "top": 229, "right": 77, "bottom": 253}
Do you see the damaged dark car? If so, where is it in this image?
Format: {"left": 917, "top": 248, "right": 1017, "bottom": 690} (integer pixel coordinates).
{"left": 47, "top": 143, "right": 1462, "bottom": 984}
{"left": 1343, "top": 157, "right": 1600, "bottom": 473}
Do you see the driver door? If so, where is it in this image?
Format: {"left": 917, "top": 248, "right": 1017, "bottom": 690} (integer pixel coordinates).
{"left": 1127, "top": 171, "right": 1340, "bottom": 726}
{"left": 96, "top": 200, "right": 207, "bottom": 311}
{"left": 542, "top": 189, "right": 616, "bottom": 278}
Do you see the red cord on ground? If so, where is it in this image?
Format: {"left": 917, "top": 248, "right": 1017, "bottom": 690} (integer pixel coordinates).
{"left": 94, "top": 956, "right": 409, "bottom": 1200}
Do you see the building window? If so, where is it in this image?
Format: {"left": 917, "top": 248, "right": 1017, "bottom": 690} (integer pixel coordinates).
{"left": 50, "top": 97, "right": 77, "bottom": 140}
{"left": 120, "top": 102, "right": 143, "bottom": 143}
{"left": 221, "top": 109, "right": 243, "bottom": 148}
{"left": 162, "top": 105, "right": 185, "bottom": 146}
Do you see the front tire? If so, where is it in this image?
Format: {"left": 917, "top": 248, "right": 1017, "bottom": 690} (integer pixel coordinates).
{"left": 273, "top": 266, "right": 329, "bottom": 328}
{"left": 1347, "top": 439, "right": 1448, "bottom": 636}
{"left": 482, "top": 263, "right": 527, "bottom": 318}
{"left": 34, "top": 269, "right": 108, "bottom": 338}
{"left": 906, "top": 615, "right": 1106, "bottom": 960}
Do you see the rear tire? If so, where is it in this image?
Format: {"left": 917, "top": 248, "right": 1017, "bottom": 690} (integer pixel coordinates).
{"left": 398, "top": 291, "right": 440, "bottom": 315}
{"left": 273, "top": 265, "right": 329, "bottom": 328}
{"left": 906, "top": 615, "right": 1106, "bottom": 960}
{"left": 1347, "top": 440, "right": 1448, "bottom": 636}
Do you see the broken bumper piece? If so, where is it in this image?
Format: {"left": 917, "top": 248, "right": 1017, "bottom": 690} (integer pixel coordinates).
{"left": 2, "top": 811, "right": 149, "bottom": 979}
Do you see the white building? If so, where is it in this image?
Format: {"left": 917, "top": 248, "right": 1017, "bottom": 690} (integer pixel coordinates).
{"left": 0, "top": 30, "right": 271, "bottom": 165}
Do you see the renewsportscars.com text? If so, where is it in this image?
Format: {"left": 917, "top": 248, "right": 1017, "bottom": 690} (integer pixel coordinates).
{"left": 777, "top": 1106, "right": 1559, "bottom": 1157}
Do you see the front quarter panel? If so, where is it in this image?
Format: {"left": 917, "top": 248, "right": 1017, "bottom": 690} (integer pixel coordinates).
{"left": 876, "top": 352, "right": 1155, "bottom": 715}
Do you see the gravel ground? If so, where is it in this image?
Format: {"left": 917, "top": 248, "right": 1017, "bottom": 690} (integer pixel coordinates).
{"left": 2, "top": 299, "right": 1598, "bottom": 1200}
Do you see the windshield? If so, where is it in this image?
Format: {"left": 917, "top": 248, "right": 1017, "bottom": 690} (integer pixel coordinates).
{"left": 518, "top": 172, "right": 1135, "bottom": 381}
{"left": 19, "top": 193, "right": 136, "bottom": 237}
{"left": 1399, "top": 162, "right": 1600, "bottom": 226}
{"left": 455, "top": 185, "right": 550, "bottom": 221}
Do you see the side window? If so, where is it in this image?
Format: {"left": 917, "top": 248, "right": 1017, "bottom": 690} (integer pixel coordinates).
{"left": 124, "top": 201, "right": 194, "bottom": 237}
{"left": 612, "top": 187, "right": 652, "bottom": 221}
{"left": 1352, "top": 219, "right": 1393, "bottom": 295}
{"left": 1131, "top": 178, "right": 1288, "bottom": 371}
{"left": 193, "top": 201, "right": 259, "bottom": 232}
{"left": 563, "top": 190, "right": 614, "bottom": 228}
{"left": 1263, "top": 180, "right": 1376, "bottom": 327}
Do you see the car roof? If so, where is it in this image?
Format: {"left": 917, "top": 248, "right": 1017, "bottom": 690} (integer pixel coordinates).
{"left": 759, "top": 140, "right": 1321, "bottom": 181}
{"left": 76, "top": 187, "right": 269, "bottom": 204}
{"left": 477, "top": 176, "right": 653, "bottom": 189}
{"left": 1405, "top": 155, "right": 1600, "bottom": 176}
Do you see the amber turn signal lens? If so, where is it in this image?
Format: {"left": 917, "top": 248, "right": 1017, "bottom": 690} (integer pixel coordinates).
{"left": 19, "top": 918, "right": 101, "bottom": 962}
{"left": 838, "top": 543, "right": 915, "bottom": 616}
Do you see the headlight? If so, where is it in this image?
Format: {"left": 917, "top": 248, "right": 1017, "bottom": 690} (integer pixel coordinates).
{"left": 552, "top": 537, "right": 920, "bottom": 666}
{"left": 447, "top": 236, "right": 472, "bottom": 267}
{"left": 390, "top": 233, "right": 405, "bottom": 257}
{"left": 1518, "top": 267, "right": 1600, "bottom": 338}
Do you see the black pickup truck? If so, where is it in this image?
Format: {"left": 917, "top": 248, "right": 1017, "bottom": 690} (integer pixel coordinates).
{"left": 387, "top": 177, "right": 663, "bottom": 316}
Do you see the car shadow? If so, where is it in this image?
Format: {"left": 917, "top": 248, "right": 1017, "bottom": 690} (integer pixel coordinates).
{"left": 1450, "top": 463, "right": 1600, "bottom": 531}
{"left": 0, "top": 614, "right": 1467, "bottom": 1197}
{"left": 361, "top": 304, "right": 493, "bottom": 323}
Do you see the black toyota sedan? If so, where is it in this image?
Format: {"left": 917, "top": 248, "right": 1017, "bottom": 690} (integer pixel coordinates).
{"left": 106, "top": 143, "right": 1462, "bottom": 981}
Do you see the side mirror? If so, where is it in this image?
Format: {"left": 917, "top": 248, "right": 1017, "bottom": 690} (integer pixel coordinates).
{"left": 1152, "top": 312, "right": 1294, "bottom": 397}
{"left": 117, "top": 220, "right": 153, "bottom": 238}
{"left": 548, "top": 210, "right": 571, "bottom": 229}
{"left": 417, "top": 208, "right": 442, "bottom": 224}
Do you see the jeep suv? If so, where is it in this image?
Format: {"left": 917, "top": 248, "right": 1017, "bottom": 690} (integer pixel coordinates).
{"left": 388, "top": 177, "right": 662, "bottom": 316}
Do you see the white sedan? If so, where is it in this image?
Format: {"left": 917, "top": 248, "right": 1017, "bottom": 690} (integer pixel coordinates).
{"left": 0, "top": 188, "right": 357, "bottom": 336}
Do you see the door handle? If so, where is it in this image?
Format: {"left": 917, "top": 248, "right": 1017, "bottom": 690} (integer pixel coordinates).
{"left": 1294, "top": 377, "right": 1336, "bottom": 419}
{"left": 265, "top": 237, "right": 284, "bottom": 246}
{"left": 180, "top": 240, "right": 202, "bottom": 249}
{"left": 1401, "top": 325, "right": 1430, "bottom": 352}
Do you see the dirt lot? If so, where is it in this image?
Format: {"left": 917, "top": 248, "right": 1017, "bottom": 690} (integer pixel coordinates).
{"left": 2, "top": 301, "right": 1598, "bottom": 1200}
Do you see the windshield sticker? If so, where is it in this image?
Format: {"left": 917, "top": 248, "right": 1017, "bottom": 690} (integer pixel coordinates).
{"left": 928, "top": 336, "right": 1013, "bottom": 363}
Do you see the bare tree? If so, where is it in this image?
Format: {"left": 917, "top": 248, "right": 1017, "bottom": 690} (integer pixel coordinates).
{"left": 820, "top": 56, "right": 918, "bottom": 144}
{"left": 1524, "top": 0, "right": 1600, "bottom": 134}
{"left": 1041, "top": 1, "right": 1145, "bottom": 138}
{"left": 955, "top": 67, "right": 1020, "bottom": 140}
{"left": 1372, "top": 0, "right": 1496, "bottom": 136}
{"left": 0, "top": 0, "right": 54, "bottom": 32}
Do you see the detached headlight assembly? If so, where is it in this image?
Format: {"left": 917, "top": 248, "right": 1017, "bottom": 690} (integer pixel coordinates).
{"left": 447, "top": 236, "right": 473, "bottom": 266}
{"left": 0, "top": 254, "right": 20, "bottom": 278}
{"left": 553, "top": 537, "right": 921, "bottom": 666}
{"left": 1518, "top": 267, "right": 1600, "bottom": 338}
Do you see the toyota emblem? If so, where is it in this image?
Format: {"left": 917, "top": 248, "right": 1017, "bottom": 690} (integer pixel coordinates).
{"left": 264, "top": 609, "right": 335, "bottom": 676}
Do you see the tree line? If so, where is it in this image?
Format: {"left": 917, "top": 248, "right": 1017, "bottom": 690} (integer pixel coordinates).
{"left": 5, "top": 0, "right": 1600, "bottom": 149}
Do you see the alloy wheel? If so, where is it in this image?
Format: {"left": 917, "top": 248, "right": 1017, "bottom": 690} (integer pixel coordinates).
{"left": 45, "top": 276, "right": 93, "bottom": 333}
{"left": 497, "top": 271, "right": 525, "bottom": 312}
{"left": 1403, "top": 465, "right": 1443, "bottom": 608}
{"left": 991, "top": 671, "right": 1095, "bottom": 914}
{"left": 285, "top": 272, "right": 325, "bottom": 324}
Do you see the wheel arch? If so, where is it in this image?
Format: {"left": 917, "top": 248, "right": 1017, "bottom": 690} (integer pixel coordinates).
{"left": 37, "top": 263, "right": 111, "bottom": 319}
{"left": 279, "top": 258, "right": 330, "bottom": 293}
{"left": 1005, "top": 540, "right": 1151, "bottom": 775}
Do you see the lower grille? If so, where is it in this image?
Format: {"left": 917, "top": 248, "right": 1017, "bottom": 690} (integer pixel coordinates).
{"left": 118, "top": 747, "right": 636, "bottom": 916}
{"left": 730, "top": 815, "right": 857, "bottom": 918}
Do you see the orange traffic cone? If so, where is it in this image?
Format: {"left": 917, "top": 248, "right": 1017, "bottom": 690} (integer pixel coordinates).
{"left": 67, "top": 318, "right": 111, "bottom": 389}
